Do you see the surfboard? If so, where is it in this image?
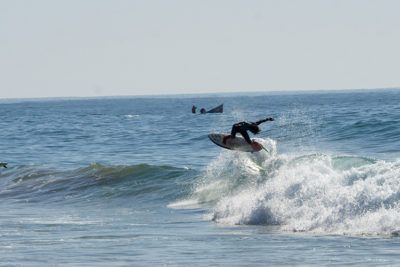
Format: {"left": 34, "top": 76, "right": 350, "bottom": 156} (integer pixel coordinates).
{"left": 0, "top": 162, "right": 7, "bottom": 168}
{"left": 208, "top": 133, "right": 263, "bottom": 152}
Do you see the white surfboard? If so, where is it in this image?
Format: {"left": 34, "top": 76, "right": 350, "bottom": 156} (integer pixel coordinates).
{"left": 208, "top": 133, "right": 263, "bottom": 152}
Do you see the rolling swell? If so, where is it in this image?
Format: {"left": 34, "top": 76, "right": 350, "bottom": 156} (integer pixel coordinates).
{"left": 0, "top": 163, "right": 194, "bottom": 204}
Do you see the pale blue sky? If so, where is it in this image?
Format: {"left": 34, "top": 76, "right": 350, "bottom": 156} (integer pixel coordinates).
{"left": 1, "top": 0, "right": 399, "bottom": 98}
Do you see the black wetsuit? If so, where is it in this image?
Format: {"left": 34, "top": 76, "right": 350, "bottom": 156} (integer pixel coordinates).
{"left": 229, "top": 121, "right": 259, "bottom": 144}
{"left": 223, "top": 118, "right": 274, "bottom": 145}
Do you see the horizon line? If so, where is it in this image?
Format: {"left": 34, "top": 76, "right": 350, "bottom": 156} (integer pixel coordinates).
{"left": 1, "top": 87, "right": 399, "bottom": 101}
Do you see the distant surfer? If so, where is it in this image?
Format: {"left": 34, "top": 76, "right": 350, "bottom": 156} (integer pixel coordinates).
{"left": 223, "top": 118, "right": 274, "bottom": 148}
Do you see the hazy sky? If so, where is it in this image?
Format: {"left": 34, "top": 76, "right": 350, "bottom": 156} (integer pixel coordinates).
{"left": 1, "top": 0, "right": 399, "bottom": 98}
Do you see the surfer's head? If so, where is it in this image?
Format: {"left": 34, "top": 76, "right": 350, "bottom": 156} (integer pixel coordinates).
{"left": 249, "top": 124, "right": 260, "bottom": 134}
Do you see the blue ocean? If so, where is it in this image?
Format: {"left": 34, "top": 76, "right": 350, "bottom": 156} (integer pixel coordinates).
{"left": 1, "top": 89, "right": 400, "bottom": 266}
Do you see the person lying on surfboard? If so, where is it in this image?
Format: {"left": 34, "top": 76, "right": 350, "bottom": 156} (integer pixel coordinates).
{"left": 223, "top": 118, "right": 274, "bottom": 149}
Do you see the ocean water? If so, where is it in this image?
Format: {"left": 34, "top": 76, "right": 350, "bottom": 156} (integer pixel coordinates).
{"left": 1, "top": 89, "right": 400, "bottom": 266}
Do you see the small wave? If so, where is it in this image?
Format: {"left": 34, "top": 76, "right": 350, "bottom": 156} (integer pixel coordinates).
{"left": 0, "top": 163, "right": 193, "bottom": 204}
{"left": 329, "top": 119, "right": 400, "bottom": 144}
{"left": 181, "top": 139, "right": 400, "bottom": 236}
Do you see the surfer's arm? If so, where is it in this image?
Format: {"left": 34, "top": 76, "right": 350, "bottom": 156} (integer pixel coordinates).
{"left": 256, "top": 118, "right": 274, "bottom": 125}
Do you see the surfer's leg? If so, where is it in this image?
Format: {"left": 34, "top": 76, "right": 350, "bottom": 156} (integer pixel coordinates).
{"left": 222, "top": 135, "right": 230, "bottom": 144}
{"left": 230, "top": 125, "right": 239, "bottom": 137}
{"left": 240, "top": 130, "right": 252, "bottom": 144}
{"left": 223, "top": 125, "right": 239, "bottom": 144}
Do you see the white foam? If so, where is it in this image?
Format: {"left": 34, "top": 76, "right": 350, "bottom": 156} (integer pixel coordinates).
{"left": 186, "top": 140, "right": 400, "bottom": 235}
{"left": 124, "top": 114, "right": 140, "bottom": 118}
{"left": 167, "top": 199, "right": 202, "bottom": 209}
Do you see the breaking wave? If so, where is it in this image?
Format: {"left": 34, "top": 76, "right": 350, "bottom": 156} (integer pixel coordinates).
{"left": 176, "top": 138, "right": 400, "bottom": 236}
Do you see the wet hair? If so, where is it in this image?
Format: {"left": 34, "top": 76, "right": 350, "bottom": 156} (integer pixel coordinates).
{"left": 249, "top": 124, "right": 260, "bottom": 134}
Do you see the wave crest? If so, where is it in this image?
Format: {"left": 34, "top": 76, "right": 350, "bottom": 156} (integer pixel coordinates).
{"left": 0, "top": 163, "right": 192, "bottom": 203}
{"left": 186, "top": 141, "right": 400, "bottom": 235}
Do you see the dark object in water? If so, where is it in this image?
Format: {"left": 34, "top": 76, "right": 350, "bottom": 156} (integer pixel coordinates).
{"left": 204, "top": 104, "right": 223, "bottom": 113}
{"left": 0, "top": 162, "right": 7, "bottom": 168}
{"left": 193, "top": 104, "right": 223, "bottom": 114}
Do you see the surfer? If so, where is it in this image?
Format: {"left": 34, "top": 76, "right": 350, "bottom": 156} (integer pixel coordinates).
{"left": 223, "top": 118, "right": 274, "bottom": 147}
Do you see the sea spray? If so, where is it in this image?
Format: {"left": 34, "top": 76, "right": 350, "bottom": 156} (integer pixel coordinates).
{"left": 187, "top": 139, "right": 400, "bottom": 235}
{"left": 175, "top": 138, "right": 277, "bottom": 208}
